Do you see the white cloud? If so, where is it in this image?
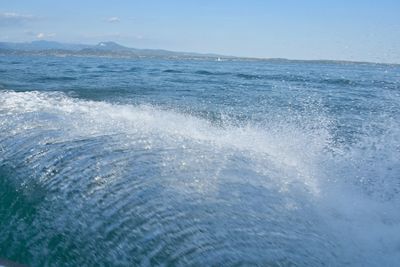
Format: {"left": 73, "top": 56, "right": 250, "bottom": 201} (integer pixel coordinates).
{"left": 0, "top": 12, "right": 35, "bottom": 20}
{"left": 0, "top": 12, "right": 37, "bottom": 26}
{"left": 106, "top": 17, "right": 120, "bottom": 23}
{"left": 36, "top": 32, "right": 56, "bottom": 39}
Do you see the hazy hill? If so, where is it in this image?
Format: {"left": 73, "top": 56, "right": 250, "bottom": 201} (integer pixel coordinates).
{"left": 0, "top": 40, "right": 231, "bottom": 60}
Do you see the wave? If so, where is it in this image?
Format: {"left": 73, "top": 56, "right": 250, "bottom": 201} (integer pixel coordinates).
{"left": 29, "top": 76, "right": 78, "bottom": 82}
{"left": 194, "top": 70, "right": 231, "bottom": 76}
{"left": 163, "top": 69, "right": 184, "bottom": 73}
{"left": 236, "top": 73, "right": 262, "bottom": 80}
{"left": 191, "top": 71, "right": 363, "bottom": 86}
{"left": 0, "top": 91, "right": 399, "bottom": 266}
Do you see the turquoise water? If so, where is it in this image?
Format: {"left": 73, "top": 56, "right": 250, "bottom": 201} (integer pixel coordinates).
{"left": 0, "top": 56, "right": 399, "bottom": 266}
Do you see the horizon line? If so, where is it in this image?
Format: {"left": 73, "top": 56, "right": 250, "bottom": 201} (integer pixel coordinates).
{"left": 1, "top": 39, "right": 399, "bottom": 66}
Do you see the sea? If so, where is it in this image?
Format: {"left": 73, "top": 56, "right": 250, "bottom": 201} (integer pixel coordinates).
{"left": 0, "top": 56, "right": 399, "bottom": 266}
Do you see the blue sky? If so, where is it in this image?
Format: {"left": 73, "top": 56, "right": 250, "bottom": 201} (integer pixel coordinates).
{"left": 1, "top": 0, "right": 399, "bottom": 63}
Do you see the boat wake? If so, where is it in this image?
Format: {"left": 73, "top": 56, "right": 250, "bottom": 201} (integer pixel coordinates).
{"left": 0, "top": 91, "right": 399, "bottom": 266}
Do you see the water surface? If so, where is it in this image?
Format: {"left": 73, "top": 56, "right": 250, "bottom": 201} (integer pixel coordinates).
{"left": 0, "top": 56, "right": 399, "bottom": 266}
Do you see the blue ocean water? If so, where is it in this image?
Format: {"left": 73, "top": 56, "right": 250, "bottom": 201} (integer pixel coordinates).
{"left": 0, "top": 56, "right": 399, "bottom": 266}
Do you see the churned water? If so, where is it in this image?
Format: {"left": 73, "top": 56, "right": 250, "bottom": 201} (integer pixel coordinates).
{"left": 0, "top": 56, "right": 399, "bottom": 266}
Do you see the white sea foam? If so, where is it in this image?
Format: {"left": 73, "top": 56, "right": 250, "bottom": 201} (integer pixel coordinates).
{"left": 0, "top": 90, "right": 399, "bottom": 265}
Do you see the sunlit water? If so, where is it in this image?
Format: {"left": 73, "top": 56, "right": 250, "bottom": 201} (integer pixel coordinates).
{"left": 0, "top": 56, "right": 399, "bottom": 266}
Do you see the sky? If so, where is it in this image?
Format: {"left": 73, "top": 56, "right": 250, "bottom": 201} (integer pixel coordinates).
{"left": 1, "top": 0, "right": 399, "bottom": 63}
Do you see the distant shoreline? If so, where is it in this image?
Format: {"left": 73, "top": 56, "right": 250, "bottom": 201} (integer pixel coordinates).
{"left": 1, "top": 50, "right": 398, "bottom": 67}
{"left": 1, "top": 40, "right": 398, "bottom": 66}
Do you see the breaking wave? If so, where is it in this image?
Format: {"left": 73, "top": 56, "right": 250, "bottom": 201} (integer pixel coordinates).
{"left": 0, "top": 90, "right": 399, "bottom": 266}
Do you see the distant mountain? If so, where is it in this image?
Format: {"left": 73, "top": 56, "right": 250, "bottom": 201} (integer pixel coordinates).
{"left": 0, "top": 41, "right": 394, "bottom": 64}
{"left": 0, "top": 40, "right": 90, "bottom": 51}
{"left": 95, "top": 41, "right": 131, "bottom": 51}
{"left": 0, "top": 40, "right": 234, "bottom": 60}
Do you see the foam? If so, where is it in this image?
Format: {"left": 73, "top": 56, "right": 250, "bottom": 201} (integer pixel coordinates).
{"left": 0, "top": 90, "right": 399, "bottom": 265}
